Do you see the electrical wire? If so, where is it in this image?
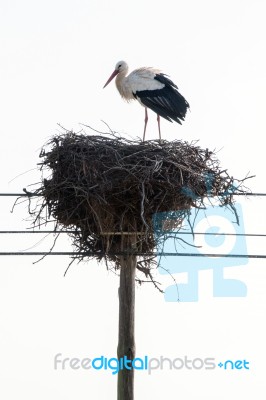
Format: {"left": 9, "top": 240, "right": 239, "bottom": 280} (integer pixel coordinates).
{"left": 0, "top": 230, "right": 265, "bottom": 237}
{"left": 0, "top": 251, "right": 265, "bottom": 258}
{"left": 0, "top": 192, "right": 265, "bottom": 258}
{"left": 1, "top": 192, "right": 266, "bottom": 197}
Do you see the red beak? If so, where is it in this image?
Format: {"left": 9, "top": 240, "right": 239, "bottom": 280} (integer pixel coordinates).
{"left": 103, "top": 69, "right": 119, "bottom": 88}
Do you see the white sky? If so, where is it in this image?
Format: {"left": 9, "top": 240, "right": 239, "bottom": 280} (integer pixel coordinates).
{"left": 0, "top": 0, "right": 266, "bottom": 399}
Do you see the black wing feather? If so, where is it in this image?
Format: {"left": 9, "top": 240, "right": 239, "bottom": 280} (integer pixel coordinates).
{"left": 134, "top": 73, "right": 189, "bottom": 124}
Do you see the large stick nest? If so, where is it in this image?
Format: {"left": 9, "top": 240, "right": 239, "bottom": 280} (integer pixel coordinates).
{"left": 30, "top": 130, "right": 247, "bottom": 267}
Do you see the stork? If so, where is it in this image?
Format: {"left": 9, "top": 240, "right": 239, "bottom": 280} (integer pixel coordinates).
{"left": 103, "top": 60, "right": 189, "bottom": 141}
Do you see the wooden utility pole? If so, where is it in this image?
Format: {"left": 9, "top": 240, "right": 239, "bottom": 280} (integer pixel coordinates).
{"left": 117, "top": 235, "right": 136, "bottom": 400}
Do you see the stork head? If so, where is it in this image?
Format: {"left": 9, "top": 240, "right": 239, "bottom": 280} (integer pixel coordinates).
{"left": 103, "top": 61, "right": 128, "bottom": 88}
{"left": 114, "top": 60, "right": 128, "bottom": 72}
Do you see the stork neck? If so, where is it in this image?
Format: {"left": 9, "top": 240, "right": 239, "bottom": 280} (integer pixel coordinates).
{"left": 115, "top": 71, "right": 128, "bottom": 98}
{"left": 115, "top": 70, "right": 127, "bottom": 84}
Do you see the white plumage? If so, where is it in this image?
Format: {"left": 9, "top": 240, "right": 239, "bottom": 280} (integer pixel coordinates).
{"left": 103, "top": 60, "right": 189, "bottom": 141}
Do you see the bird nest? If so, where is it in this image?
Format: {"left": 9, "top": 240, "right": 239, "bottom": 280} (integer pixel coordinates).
{"left": 28, "top": 130, "right": 248, "bottom": 269}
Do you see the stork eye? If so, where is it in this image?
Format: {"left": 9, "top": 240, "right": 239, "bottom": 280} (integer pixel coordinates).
{"left": 118, "top": 64, "right": 122, "bottom": 68}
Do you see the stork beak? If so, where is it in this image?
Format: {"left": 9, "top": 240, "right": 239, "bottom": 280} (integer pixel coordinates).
{"left": 103, "top": 69, "right": 119, "bottom": 88}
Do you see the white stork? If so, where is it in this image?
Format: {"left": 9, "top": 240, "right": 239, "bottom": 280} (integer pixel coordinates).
{"left": 103, "top": 60, "right": 189, "bottom": 141}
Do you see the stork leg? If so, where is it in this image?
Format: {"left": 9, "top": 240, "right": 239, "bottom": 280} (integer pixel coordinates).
{"left": 157, "top": 114, "right": 162, "bottom": 141}
{"left": 143, "top": 107, "right": 148, "bottom": 141}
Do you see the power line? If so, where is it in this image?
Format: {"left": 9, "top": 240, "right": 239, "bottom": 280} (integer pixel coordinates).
{"left": 1, "top": 192, "right": 266, "bottom": 197}
{"left": 0, "top": 251, "right": 265, "bottom": 258}
{"left": 231, "top": 193, "right": 266, "bottom": 197}
{"left": 0, "top": 193, "right": 32, "bottom": 197}
{"left": 1, "top": 193, "right": 265, "bottom": 258}
{"left": 0, "top": 230, "right": 266, "bottom": 237}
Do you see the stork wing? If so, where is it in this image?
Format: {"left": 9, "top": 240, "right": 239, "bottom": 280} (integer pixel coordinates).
{"left": 126, "top": 67, "right": 165, "bottom": 93}
{"left": 132, "top": 72, "right": 189, "bottom": 124}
